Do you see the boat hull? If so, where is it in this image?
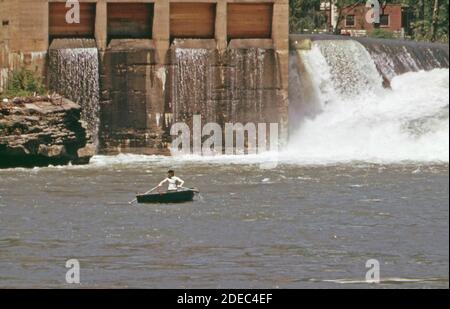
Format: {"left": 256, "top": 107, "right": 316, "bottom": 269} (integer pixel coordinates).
{"left": 136, "top": 189, "right": 196, "bottom": 204}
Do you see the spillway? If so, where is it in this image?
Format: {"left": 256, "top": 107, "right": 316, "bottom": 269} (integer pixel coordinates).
{"left": 48, "top": 39, "right": 100, "bottom": 146}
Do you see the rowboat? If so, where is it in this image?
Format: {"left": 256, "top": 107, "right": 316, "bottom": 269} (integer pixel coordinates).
{"left": 136, "top": 188, "right": 198, "bottom": 204}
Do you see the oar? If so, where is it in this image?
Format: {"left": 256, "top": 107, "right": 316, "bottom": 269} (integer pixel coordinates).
{"left": 129, "top": 186, "right": 159, "bottom": 205}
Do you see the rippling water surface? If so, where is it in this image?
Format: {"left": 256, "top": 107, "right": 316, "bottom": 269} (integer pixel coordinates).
{"left": 0, "top": 157, "right": 448, "bottom": 288}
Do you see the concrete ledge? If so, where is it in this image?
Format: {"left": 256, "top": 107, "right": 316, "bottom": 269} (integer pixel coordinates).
{"left": 49, "top": 39, "right": 97, "bottom": 50}
{"left": 290, "top": 39, "right": 312, "bottom": 50}
{"left": 105, "top": 39, "right": 157, "bottom": 64}
{"left": 228, "top": 39, "right": 274, "bottom": 50}
{"left": 170, "top": 39, "right": 217, "bottom": 49}
{"left": 107, "top": 39, "right": 155, "bottom": 51}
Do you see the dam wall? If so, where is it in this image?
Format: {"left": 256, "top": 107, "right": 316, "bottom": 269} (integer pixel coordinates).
{"left": 0, "top": 0, "right": 48, "bottom": 92}
{"left": 0, "top": 0, "right": 289, "bottom": 154}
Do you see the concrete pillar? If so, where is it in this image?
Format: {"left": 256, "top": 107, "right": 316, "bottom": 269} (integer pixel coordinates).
{"left": 215, "top": 0, "right": 227, "bottom": 51}
{"left": 153, "top": 0, "right": 170, "bottom": 65}
{"left": 272, "top": 0, "right": 289, "bottom": 90}
{"left": 272, "top": 0, "right": 289, "bottom": 144}
{"left": 272, "top": 0, "right": 289, "bottom": 52}
{"left": 42, "top": 0, "right": 49, "bottom": 51}
{"left": 95, "top": 0, "right": 107, "bottom": 51}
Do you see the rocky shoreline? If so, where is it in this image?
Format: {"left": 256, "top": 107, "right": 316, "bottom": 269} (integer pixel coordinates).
{"left": 0, "top": 96, "right": 95, "bottom": 168}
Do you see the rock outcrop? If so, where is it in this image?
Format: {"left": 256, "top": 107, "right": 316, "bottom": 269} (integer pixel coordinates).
{"left": 0, "top": 96, "right": 95, "bottom": 168}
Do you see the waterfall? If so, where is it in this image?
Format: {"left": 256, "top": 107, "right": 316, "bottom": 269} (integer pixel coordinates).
{"left": 170, "top": 48, "right": 213, "bottom": 122}
{"left": 228, "top": 48, "right": 268, "bottom": 123}
{"left": 287, "top": 39, "right": 449, "bottom": 163}
{"left": 357, "top": 38, "right": 449, "bottom": 83}
{"left": 170, "top": 46, "right": 272, "bottom": 126}
{"left": 289, "top": 40, "right": 383, "bottom": 123}
{"left": 48, "top": 39, "right": 100, "bottom": 146}
{"left": 313, "top": 40, "right": 383, "bottom": 99}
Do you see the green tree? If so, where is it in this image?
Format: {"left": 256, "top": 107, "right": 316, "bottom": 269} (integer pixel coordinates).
{"left": 405, "top": 0, "right": 449, "bottom": 42}
{"left": 289, "top": 0, "right": 326, "bottom": 33}
{"left": 332, "top": 0, "right": 365, "bottom": 34}
{"left": 289, "top": 0, "right": 449, "bottom": 42}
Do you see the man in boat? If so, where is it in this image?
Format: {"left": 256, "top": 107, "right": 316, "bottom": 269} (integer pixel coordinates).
{"left": 158, "top": 170, "right": 185, "bottom": 192}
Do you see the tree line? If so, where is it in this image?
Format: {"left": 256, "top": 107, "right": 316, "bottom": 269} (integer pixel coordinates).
{"left": 289, "top": 0, "right": 449, "bottom": 42}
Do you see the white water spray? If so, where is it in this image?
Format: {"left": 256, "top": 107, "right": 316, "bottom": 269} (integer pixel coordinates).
{"left": 32, "top": 39, "right": 449, "bottom": 168}
{"left": 287, "top": 40, "right": 449, "bottom": 164}
{"left": 85, "top": 41, "right": 449, "bottom": 168}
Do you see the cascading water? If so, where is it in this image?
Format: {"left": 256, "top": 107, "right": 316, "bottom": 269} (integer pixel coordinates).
{"left": 48, "top": 39, "right": 100, "bottom": 147}
{"left": 170, "top": 46, "right": 273, "bottom": 126}
{"left": 171, "top": 48, "right": 213, "bottom": 122}
{"left": 287, "top": 39, "right": 449, "bottom": 164}
{"left": 314, "top": 40, "right": 384, "bottom": 98}
{"left": 228, "top": 48, "right": 268, "bottom": 123}
{"left": 358, "top": 38, "right": 450, "bottom": 84}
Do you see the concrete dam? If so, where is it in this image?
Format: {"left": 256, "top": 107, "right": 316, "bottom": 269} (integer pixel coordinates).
{"left": 0, "top": 0, "right": 289, "bottom": 155}
{"left": 1, "top": 1, "right": 448, "bottom": 157}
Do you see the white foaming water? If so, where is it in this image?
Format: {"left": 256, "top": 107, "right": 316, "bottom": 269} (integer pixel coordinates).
{"left": 286, "top": 40, "right": 449, "bottom": 164}
{"left": 8, "top": 40, "right": 447, "bottom": 171}
{"left": 87, "top": 59, "right": 448, "bottom": 168}
{"left": 88, "top": 152, "right": 282, "bottom": 167}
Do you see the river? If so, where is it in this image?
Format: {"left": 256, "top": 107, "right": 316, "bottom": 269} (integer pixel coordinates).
{"left": 0, "top": 156, "right": 448, "bottom": 288}
{"left": 1, "top": 37, "right": 449, "bottom": 289}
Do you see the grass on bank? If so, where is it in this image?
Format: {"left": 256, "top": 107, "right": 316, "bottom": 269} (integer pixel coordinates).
{"left": 1, "top": 68, "right": 46, "bottom": 99}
